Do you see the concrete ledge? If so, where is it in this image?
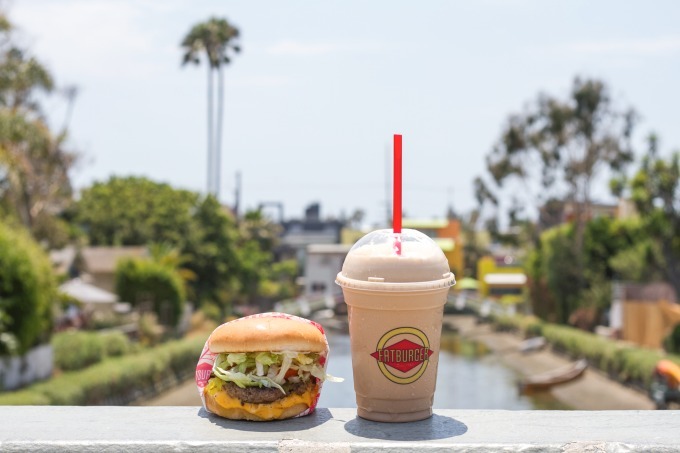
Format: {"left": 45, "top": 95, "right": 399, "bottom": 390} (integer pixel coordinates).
{"left": 1, "top": 407, "right": 679, "bottom": 452}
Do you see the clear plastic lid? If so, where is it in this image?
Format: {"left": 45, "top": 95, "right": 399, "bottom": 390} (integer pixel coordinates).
{"left": 336, "top": 229, "right": 455, "bottom": 291}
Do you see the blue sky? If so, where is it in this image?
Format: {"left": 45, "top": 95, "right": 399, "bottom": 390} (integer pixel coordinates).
{"left": 11, "top": 0, "right": 680, "bottom": 226}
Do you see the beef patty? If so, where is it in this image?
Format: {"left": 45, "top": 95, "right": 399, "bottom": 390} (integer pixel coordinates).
{"left": 224, "top": 380, "right": 312, "bottom": 404}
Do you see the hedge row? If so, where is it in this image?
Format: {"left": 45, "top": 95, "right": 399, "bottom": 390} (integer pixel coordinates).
{"left": 52, "top": 330, "right": 134, "bottom": 371}
{"left": 0, "top": 336, "right": 206, "bottom": 405}
{"left": 490, "top": 313, "right": 680, "bottom": 388}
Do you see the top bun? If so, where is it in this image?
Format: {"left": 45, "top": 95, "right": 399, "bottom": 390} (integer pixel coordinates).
{"left": 208, "top": 314, "right": 326, "bottom": 353}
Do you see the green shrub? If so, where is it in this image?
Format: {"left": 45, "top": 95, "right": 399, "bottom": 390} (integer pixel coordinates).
{"left": 0, "top": 222, "right": 56, "bottom": 354}
{"left": 0, "top": 389, "right": 50, "bottom": 405}
{"left": 116, "top": 258, "right": 186, "bottom": 327}
{"left": 0, "top": 336, "right": 206, "bottom": 405}
{"left": 200, "top": 302, "right": 223, "bottom": 324}
{"left": 101, "top": 331, "right": 131, "bottom": 357}
{"left": 52, "top": 330, "right": 132, "bottom": 371}
{"left": 51, "top": 331, "right": 105, "bottom": 371}
{"left": 491, "top": 314, "right": 543, "bottom": 338}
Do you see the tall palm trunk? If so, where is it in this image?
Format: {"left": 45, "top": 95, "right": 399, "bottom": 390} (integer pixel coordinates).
{"left": 214, "top": 65, "right": 224, "bottom": 200}
{"left": 207, "top": 66, "right": 214, "bottom": 195}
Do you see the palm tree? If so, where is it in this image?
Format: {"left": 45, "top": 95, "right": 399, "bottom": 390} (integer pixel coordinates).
{"left": 181, "top": 17, "right": 241, "bottom": 199}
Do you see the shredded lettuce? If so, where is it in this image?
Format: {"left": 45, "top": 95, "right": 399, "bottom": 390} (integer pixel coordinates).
{"left": 226, "top": 353, "right": 247, "bottom": 365}
{"left": 297, "top": 363, "right": 344, "bottom": 383}
{"left": 255, "top": 352, "right": 280, "bottom": 366}
{"left": 211, "top": 351, "right": 343, "bottom": 392}
{"left": 275, "top": 354, "right": 294, "bottom": 383}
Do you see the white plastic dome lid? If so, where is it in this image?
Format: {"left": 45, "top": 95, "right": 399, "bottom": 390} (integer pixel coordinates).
{"left": 336, "top": 228, "right": 455, "bottom": 290}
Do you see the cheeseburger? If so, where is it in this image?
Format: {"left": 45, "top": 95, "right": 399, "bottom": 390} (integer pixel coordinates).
{"left": 200, "top": 313, "right": 340, "bottom": 421}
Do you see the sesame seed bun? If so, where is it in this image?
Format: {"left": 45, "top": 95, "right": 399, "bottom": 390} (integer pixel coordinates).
{"left": 208, "top": 313, "right": 326, "bottom": 353}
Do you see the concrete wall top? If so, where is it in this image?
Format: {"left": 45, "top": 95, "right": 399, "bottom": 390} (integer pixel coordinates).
{"left": 1, "top": 407, "right": 679, "bottom": 452}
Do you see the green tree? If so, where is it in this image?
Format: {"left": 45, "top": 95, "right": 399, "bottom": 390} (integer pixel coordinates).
{"left": 484, "top": 77, "right": 636, "bottom": 303}
{"left": 527, "top": 216, "right": 651, "bottom": 325}
{"left": 181, "top": 195, "right": 240, "bottom": 310}
{"left": 235, "top": 209, "right": 285, "bottom": 308}
{"left": 0, "top": 11, "right": 77, "bottom": 248}
{"left": 115, "top": 257, "right": 186, "bottom": 327}
{"left": 629, "top": 135, "right": 680, "bottom": 295}
{"left": 75, "top": 178, "right": 244, "bottom": 310}
{"left": 75, "top": 176, "right": 198, "bottom": 246}
{"left": 0, "top": 221, "right": 56, "bottom": 354}
{"left": 181, "top": 17, "right": 241, "bottom": 197}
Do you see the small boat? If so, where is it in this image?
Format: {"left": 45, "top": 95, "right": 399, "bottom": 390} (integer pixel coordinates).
{"left": 519, "top": 359, "right": 588, "bottom": 393}
{"left": 519, "top": 336, "right": 547, "bottom": 354}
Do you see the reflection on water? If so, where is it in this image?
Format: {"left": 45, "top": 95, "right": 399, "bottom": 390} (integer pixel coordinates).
{"left": 318, "top": 331, "right": 568, "bottom": 410}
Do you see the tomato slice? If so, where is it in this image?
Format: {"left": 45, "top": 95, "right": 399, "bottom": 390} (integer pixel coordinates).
{"left": 284, "top": 368, "right": 297, "bottom": 379}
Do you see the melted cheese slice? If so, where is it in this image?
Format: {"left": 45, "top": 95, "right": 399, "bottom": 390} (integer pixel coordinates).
{"left": 211, "top": 387, "right": 315, "bottom": 420}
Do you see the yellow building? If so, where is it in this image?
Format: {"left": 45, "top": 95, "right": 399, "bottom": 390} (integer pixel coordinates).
{"left": 401, "top": 218, "right": 463, "bottom": 277}
{"left": 477, "top": 255, "right": 526, "bottom": 303}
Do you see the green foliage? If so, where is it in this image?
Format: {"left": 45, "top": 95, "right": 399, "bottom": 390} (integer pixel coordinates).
{"left": 483, "top": 77, "right": 636, "bottom": 240}
{"left": 0, "top": 336, "right": 205, "bottom": 405}
{"left": 101, "top": 331, "right": 131, "bottom": 357}
{"left": 664, "top": 325, "right": 680, "bottom": 355}
{"left": 74, "top": 177, "right": 290, "bottom": 310}
{"left": 51, "top": 331, "right": 132, "bottom": 371}
{"left": 491, "top": 313, "right": 544, "bottom": 337}
{"left": 137, "top": 312, "right": 164, "bottom": 346}
{"left": 52, "top": 332, "right": 105, "bottom": 371}
{"left": 629, "top": 140, "right": 680, "bottom": 296}
{"left": 115, "top": 258, "right": 186, "bottom": 327}
{"left": 0, "top": 17, "right": 76, "bottom": 248}
{"left": 199, "top": 302, "right": 223, "bottom": 324}
{"left": 181, "top": 17, "right": 240, "bottom": 69}
{"left": 233, "top": 209, "right": 295, "bottom": 305}
{"left": 527, "top": 217, "right": 649, "bottom": 325}
{"left": 526, "top": 224, "right": 581, "bottom": 324}
{"left": 75, "top": 176, "right": 199, "bottom": 246}
{"left": 0, "top": 222, "right": 56, "bottom": 354}
{"left": 181, "top": 196, "right": 239, "bottom": 307}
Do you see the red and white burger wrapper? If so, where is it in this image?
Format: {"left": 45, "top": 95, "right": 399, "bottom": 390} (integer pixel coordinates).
{"left": 195, "top": 312, "right": 329, "bottom": 418}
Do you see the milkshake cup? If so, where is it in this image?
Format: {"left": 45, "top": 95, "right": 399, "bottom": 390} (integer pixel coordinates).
{"left": 336, "top": 228, "right": 455, "bottom": 422}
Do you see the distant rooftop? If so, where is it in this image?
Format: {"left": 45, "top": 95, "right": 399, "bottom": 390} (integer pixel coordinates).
{"left": 402, "top": 219, "right": 449, "bottom": 229}
{"left": 82, "top": 246, "right": 148, "bottom": 273}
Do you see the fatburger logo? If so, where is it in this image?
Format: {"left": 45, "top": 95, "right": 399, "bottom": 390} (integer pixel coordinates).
{"left": 370, "top": 327, "right": 433, "bottom": 384}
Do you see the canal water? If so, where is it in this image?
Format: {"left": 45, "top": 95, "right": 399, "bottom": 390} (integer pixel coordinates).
{"left": 318, "top": 331, "right": 567, "bottom": 410}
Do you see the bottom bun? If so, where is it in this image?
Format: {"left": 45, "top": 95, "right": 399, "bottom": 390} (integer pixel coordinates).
{"left": 204, "top": 383, "right": 318, "bottom": 421}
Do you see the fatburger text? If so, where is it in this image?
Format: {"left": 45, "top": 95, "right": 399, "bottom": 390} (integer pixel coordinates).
{"left": 374, "top": 347, "right": 432, "bottom": 364}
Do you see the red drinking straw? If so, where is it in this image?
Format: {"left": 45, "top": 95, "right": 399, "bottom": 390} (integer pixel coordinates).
{"left": 393, "top": 134, "right": 402, "bottom": 255}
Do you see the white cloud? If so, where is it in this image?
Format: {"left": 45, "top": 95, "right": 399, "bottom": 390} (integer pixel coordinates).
{"left": 566, "top": 36, "right": 680, "bottom": 56}
{"left": 267, "top": 39, "right": 384, "bottom": 57}
{"left": 11, "top": 0, "right": 164, "bottom": 80}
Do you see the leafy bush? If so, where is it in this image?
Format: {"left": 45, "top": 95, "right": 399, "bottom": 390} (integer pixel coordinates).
{"left": 491, "top": 314, "right": 543, "bottom": 338}
{"left": 101, "top": 331, "right": 131, "bottom": 357}
{"left": 0, "top": 336, "right": 206, "bottom": 405}
{"left": 0, "top": 222, "right": 56, "bottom": 354}
{"left": 136, "top": 312, "right": 163, "bottom": 346}
{"left": 116, "top": 258, "right": 186, "bottom": 327}
{"left": 52, "top": 330, "right": 132, "bottom": 371}
{"left": 52, "top": 331, "right": 105, "bottom": 371}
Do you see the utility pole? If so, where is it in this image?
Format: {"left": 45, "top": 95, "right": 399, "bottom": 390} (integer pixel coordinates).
{"left": 234, "top": 171, "right": 241, "bottom": 219}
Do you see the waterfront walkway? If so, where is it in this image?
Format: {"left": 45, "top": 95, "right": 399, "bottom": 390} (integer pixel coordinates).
{"left": 444, "top": 315, "right": 655, "bottom": 410}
